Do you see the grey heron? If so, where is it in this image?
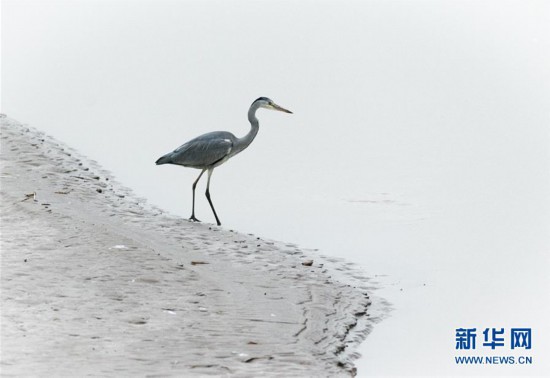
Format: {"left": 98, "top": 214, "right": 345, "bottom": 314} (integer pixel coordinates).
{"left": 155, "top": 97, "right": 292, "bottom": 226}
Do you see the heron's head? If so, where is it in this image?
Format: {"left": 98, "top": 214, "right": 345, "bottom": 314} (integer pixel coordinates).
{"left": 253, "top": 97, "right": 293, "bottom": 114}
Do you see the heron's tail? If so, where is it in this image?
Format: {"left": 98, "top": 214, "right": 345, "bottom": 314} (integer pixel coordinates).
{"left": 155, "top": 153, "right": 173, "bottom": 165}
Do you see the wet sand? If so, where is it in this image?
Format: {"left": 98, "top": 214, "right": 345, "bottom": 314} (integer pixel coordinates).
{"left": 1, "top": 117, "right": 373, "bottom": 376}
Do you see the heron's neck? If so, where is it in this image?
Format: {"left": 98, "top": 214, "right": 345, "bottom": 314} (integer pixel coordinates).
{"left": 233, "top": 104, "right": 260, "bottom": 155}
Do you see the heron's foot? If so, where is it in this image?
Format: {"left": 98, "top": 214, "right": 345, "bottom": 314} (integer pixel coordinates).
{"left": 189, "top": 215, "right": 201, "bottom": 223}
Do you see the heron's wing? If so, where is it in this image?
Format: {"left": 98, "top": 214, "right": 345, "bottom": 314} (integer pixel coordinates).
{"left": 169, "top": 132, "right": 234, "bottom": 167}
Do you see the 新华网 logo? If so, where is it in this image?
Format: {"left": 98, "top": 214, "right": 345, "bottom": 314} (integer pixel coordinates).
{"left": 454, "top": 327, "right": 533, "bottom": 366}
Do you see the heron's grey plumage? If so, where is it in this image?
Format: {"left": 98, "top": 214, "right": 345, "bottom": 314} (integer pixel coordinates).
{"left": 155, "top": 97, "right": 292, "bottom": 226}
{"left": 156, "top": 131, "right": 236, "bottom": 168}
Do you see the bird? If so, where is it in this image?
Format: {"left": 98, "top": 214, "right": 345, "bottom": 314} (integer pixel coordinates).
{"left": 155, "top": 97, "right": 292, "bottom": 226}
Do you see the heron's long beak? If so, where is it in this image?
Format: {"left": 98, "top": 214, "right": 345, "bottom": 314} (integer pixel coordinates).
{"left": 272, "top": 103, "right": 293, "bottom": 114}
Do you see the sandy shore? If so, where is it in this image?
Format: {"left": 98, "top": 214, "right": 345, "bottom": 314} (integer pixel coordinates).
{"left": 1, "top": 117, "right": 373, "bottom": 377}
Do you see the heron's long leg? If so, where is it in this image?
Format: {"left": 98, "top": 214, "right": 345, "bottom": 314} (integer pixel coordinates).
{"left": 190, "top": 169, "right": 205, "bottom": 222}
{"left": 205, "top": 168, "right": 221, "bottom": 226}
